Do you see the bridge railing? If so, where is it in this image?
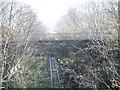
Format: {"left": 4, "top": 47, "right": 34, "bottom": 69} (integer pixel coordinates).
{"left": 34, "top": 33, "right": 91, "bottom": 40}
{"left": 32, "top": 32, "right": 112, "bottom": 41}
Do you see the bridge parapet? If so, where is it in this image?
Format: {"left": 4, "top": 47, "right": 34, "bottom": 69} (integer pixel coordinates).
{"left": 34, "top": 33, "right": 92, "bottom": 41}
{"left": 33, "top": 32, "right": 110, "bottom": 41}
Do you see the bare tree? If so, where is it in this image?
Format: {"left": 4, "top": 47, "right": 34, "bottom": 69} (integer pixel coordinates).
{"left": 0, "top": 1, "right": 47, "bottom": 88}
{"left": 55, "top": 1, "right": 119, "bottom": 89}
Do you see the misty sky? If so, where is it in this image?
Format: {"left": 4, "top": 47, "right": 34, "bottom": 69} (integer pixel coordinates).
{"left": 18, "top": 0, "right": 111, "bottom": 32}
{"left": 18, "top": 0, "right": 91, "bottom": 31}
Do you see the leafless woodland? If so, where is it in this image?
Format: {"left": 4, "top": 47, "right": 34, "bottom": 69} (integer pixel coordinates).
{"left": 0, "top": 0, "right": 119, "bottom": 89}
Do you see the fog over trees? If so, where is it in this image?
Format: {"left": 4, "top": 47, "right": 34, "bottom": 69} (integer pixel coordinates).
{"left": 55, "top": 1, "right": 118, "bottom": 40}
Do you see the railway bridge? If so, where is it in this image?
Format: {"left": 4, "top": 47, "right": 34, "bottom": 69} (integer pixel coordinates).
{"left": 34, "top": 39, "right": 105, "bottom": 87}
